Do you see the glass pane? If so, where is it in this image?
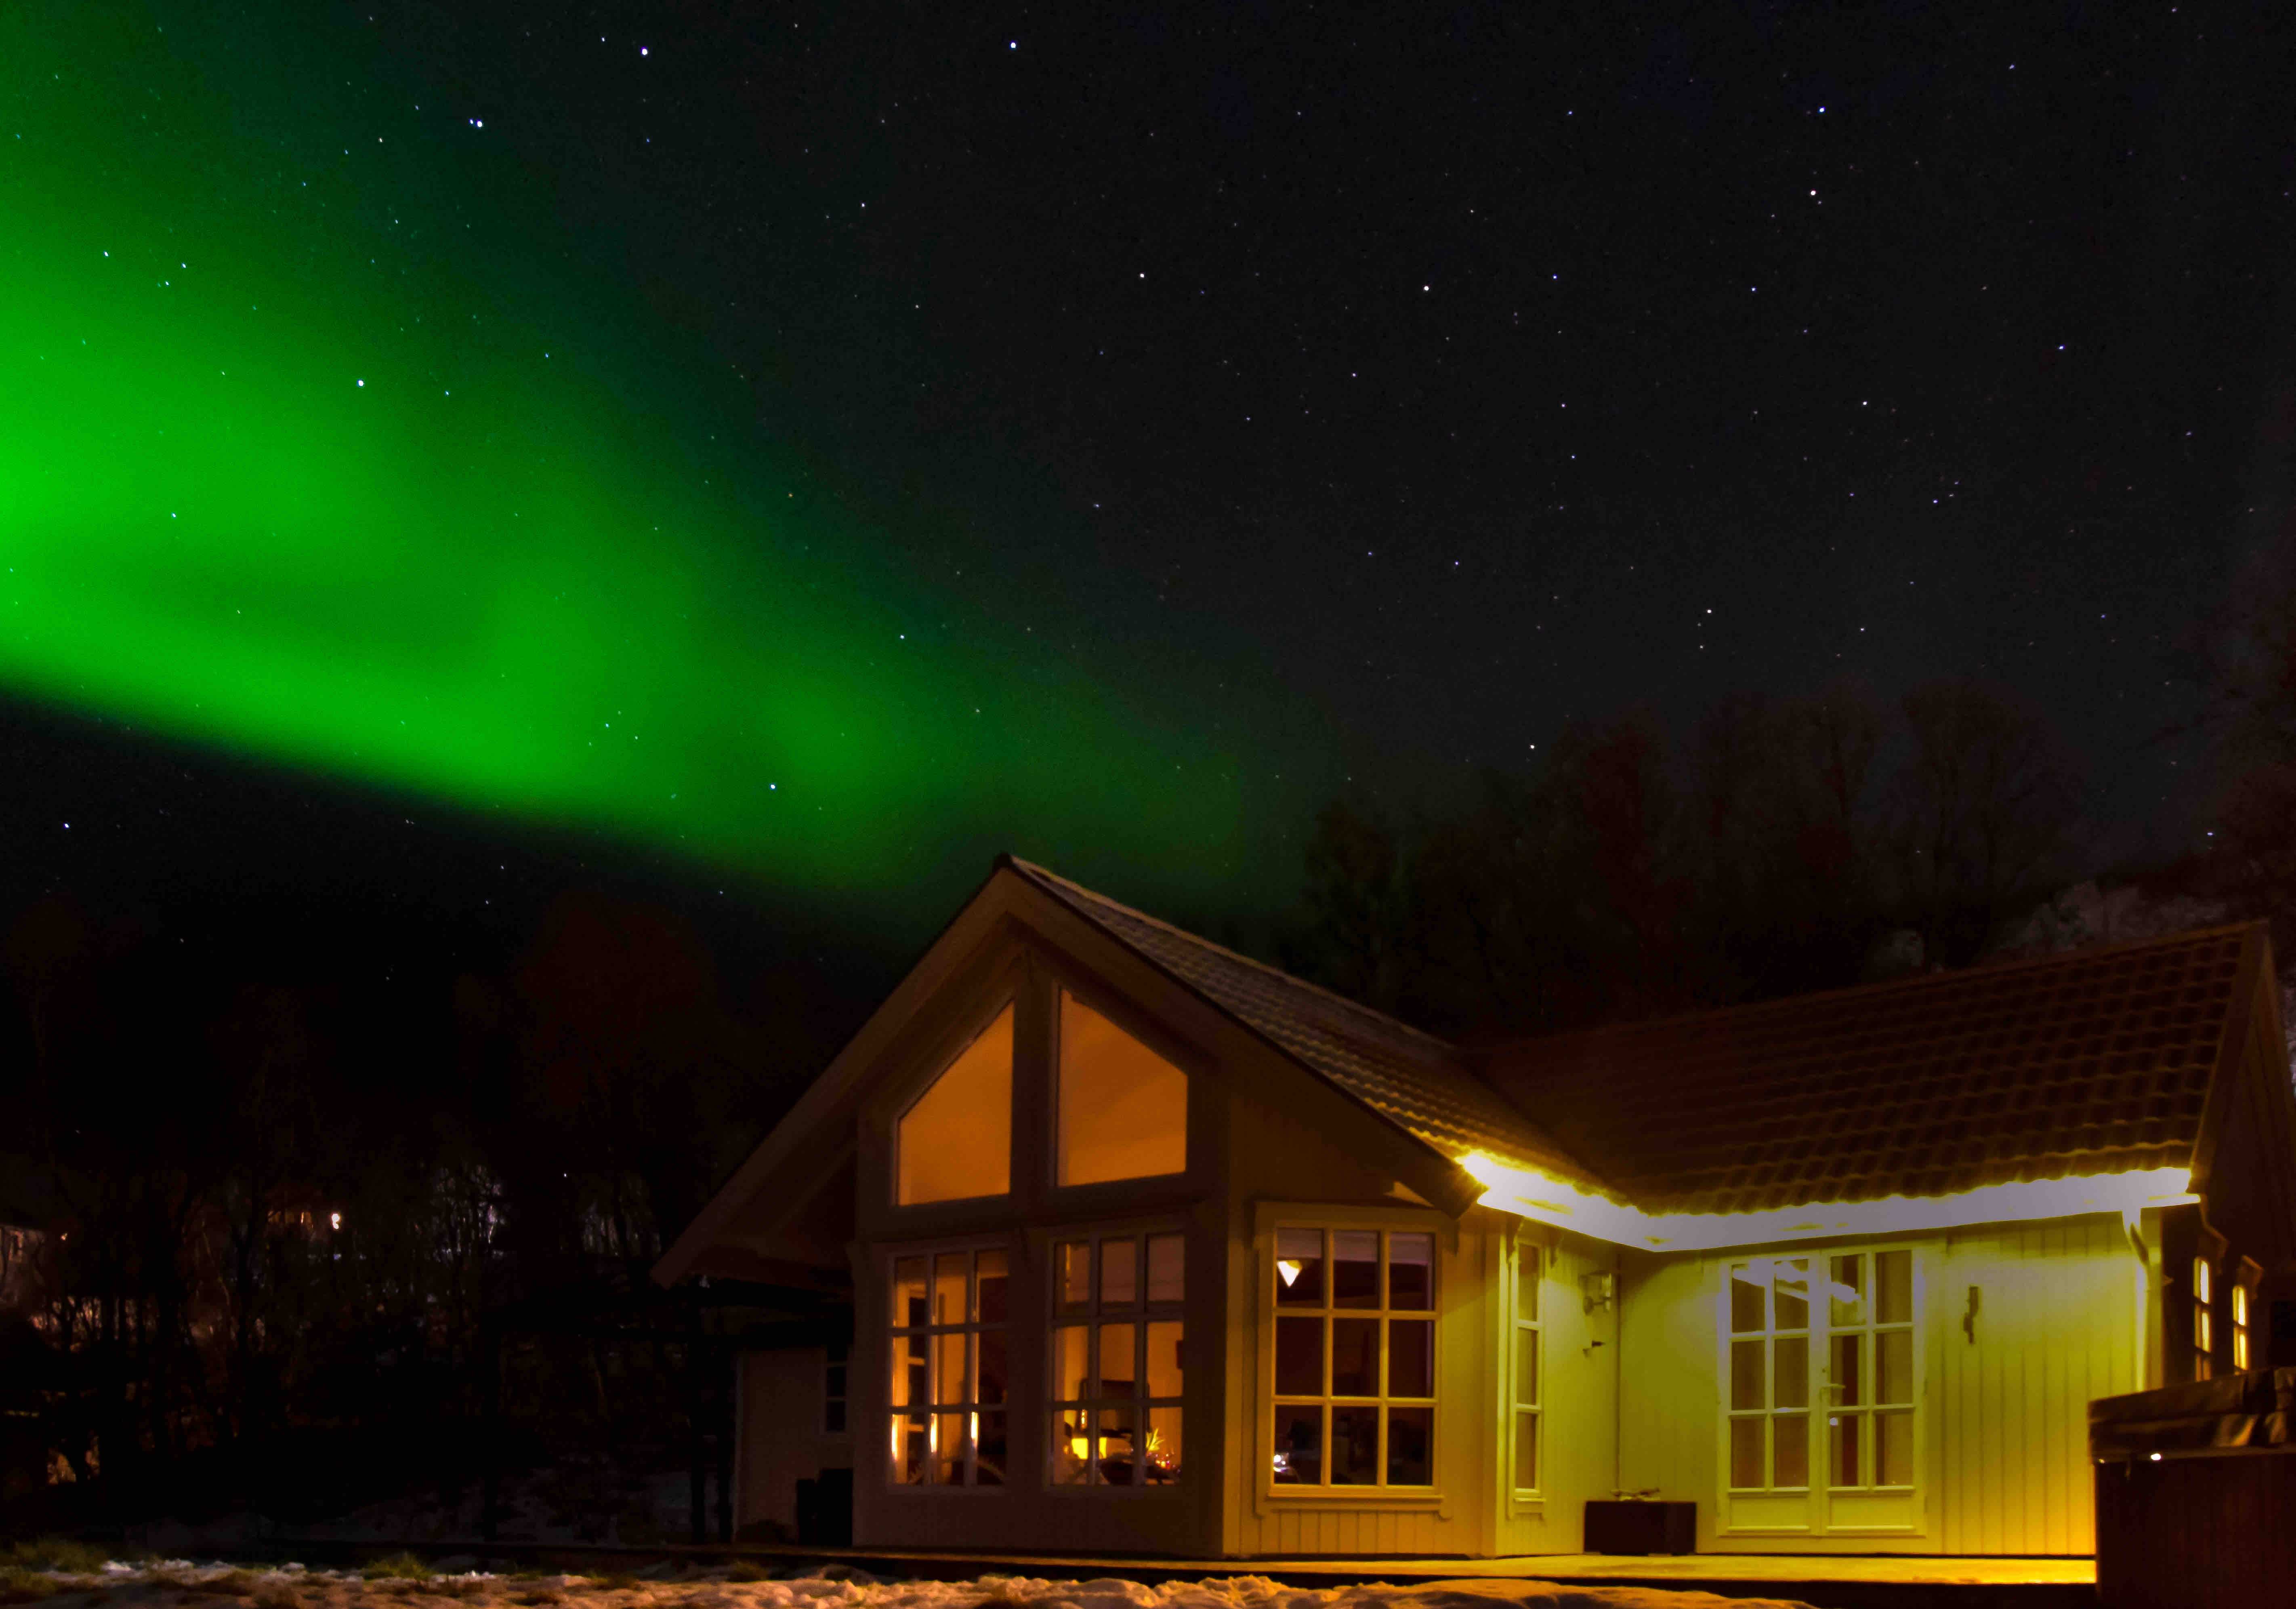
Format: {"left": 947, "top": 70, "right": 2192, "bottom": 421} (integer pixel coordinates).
{"left": 1389, "top": 1319, "right": 1434, "bottom": 1398}
{"left": 1052, "top": 1324, "right": 1089, "bottom": 1402}
{"left": 1147, "top": 1233, "right": 1186, "bottom": 1303}
{"left": 2194, "top": 1258, "right": 2211, "bottom": 1302}
{"left": 1332, "top": 1230, "right": 1380, "bottom": 1308}
{"left": 1330, "top": 1404, "right": 1380, "bottom": 1484}
{"left": 1145, "top": 1319, "right": 1184, "bottom": 1398}
{"left": 1774, "top": 1413, "right": 1808, "bottom": 1489}
{"left": 1272, "top": 1403, "right": 1321, "bottom": 1484}
{"left": 1830, "top": 1255, "right": 1865, "bottom": 1328}
{"left": 896, "top": 1003, "right": 1013, "bottom": 1204}
{"left": 1774, "top": 1260, "right": 1809, "bottom": 1331}
{"left": 891, "top": 1333, "right": 928, "bottom": 1409}
{"left": 1516, "top": 1245, "right": 1540, "bottom": 1323}
{"left": 1050, "top": 1407, "right": 1091, "bottom": 1485}
{"left": 1389, "top": 1233, "right": 1435, "bottom": 1310}
{"left": 1876, "top": 1250, "right": 1912, "bottom": 1325}
{"left": 825, "top": 1363, "right": 847, "bottom": 1398}
{"left": 1877, "top": 1330, "right": 1912, "bottom": 1405}
{"left": 2233, "top": 1284, "right": 2249, "bottom": 1325}
{"left": 1512, "top": 1409, "right": 1538, "bottom": 1490}
{"left": 825, "top": 1400, "right": 846, "bottom": 1434}
{"left": 1876, "top": 1410, "right": 1913, "bottom": 1486}
{"left": 1275, "top": 1229, "right": 1324, "bottom": 1306}
{"left": 934, "top": 1411, "right": 969, "bottom": 1485}
{"left": 977, "top": 1248, "right": 1008, "bottom": 1323}
{"left": 975, "top": 1411, "right": 1007, "bottom": 1486}
{"left": 1830, "top": 1412, "right": 1863, "bottom": 1487}
{"left": 1097, "top": 1405, "right": 1138, "bottom": 1485}
{"left": 1832, "top": 1334, "right": 1864, "bottom": 1405}
{"left": 1386, "top": 1405, "right": 1433, "bottom": 1486}
{"left": 1730, "top": 1264, "right": 1766, "bottom": 1333}
{"left": 1775, "top": 1336, "right": 1808, "bottom": 1409}
{"left": 893, "top": 1257, "right": 928, "bottom": 1329}
{"left": 934, "top": 1330, "right": 969, "bottom": 1405}
{"left": 933, "top": 1252, "right": 969, "bottom": 1325}
{"left": 1058, "top": 991, "right": 1187, "bottom": 1185}
{"left": 1059, "top": 1241, "right": 1092, "bottom": 1308}
{"left": 1730, "top": 1339, "right": 1765, "bottom": 1411}
{"left": 1145, "top": 1405, "right": 1183, "bottom": 1485}
{"left": 1102, "top": 1237, "right": 1139, "bottom": 1307}
{"left": 1514, "top": 1325, "right": 1539, "bottom": 1407}
{"left": 977, "top": 1328, "right": 1008, "bottom": 1405}
{"left": 891, "top": 1413, "right": 929, "bottom": 1484}
{"left": 1275, "top": 1316, "right": 1324, "bottom": 1396}
{"left": 1097, "top": 1322, "right": 1137, "bottom": 1397}
{"left": 1332, "top": 1317, "right": 1379, "bottom": 1396}
{"left": 1729, "top": 1417, "right": 1763, "bottom": 1488}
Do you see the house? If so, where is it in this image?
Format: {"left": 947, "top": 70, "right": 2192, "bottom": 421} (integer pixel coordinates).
{"left": 655, "top": 856, "right": 2296, "bottom": 1559}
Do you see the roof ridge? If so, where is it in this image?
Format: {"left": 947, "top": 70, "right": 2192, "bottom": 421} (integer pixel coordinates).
{"left": 1473, "top": 917, "right": 2266, "bottom": 1057}
{"left": 1000, "top": 855, "right": 1461, "bottom": 1056}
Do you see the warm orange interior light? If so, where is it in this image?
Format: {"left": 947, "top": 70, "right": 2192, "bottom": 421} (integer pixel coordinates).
{"left": 1460, "top": 1152, "right": 2199, "bottom": 1251}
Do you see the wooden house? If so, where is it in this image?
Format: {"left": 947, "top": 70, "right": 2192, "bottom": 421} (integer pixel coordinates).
{"left": 655, "top": 857, "right": 2296, "bottom": 1557}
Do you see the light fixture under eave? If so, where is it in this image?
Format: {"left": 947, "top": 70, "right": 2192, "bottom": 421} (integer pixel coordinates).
{"left": 1457, "top": 1152, "right": 2198, "bottom": 1252}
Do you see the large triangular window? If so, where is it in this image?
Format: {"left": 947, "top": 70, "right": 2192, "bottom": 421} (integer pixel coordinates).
{"left": 1057, "top": 991, "right": 1188, "bottom": 1186}
{"left": 896, "top": 1003, "right": 1014, "bottom": 1205}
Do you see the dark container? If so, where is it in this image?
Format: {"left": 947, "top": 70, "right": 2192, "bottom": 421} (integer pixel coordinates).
{"left": 2091, "top": 1367, "right": 2296, "bottom": 1609}
{"left": 1583, "top": 1499, "right": 1696, "bottom": 1555}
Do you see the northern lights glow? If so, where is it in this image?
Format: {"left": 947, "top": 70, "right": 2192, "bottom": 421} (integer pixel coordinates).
{"left": 1, "top": 4, "right": 1304, "bottom": 921}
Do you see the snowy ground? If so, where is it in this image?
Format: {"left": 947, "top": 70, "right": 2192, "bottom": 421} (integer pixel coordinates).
{"left": 2, "top": 1561, "right": 1820, "bottom": 1609}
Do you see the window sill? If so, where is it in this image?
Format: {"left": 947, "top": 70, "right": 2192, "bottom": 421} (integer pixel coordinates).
{"left": 1259, "top": 1485, "right": 1445, "bottom": 1509}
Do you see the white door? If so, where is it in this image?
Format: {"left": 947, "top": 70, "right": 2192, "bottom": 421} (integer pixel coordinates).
{"left": 1722, "top": 1248, "right": 1921, "bottom": 1538}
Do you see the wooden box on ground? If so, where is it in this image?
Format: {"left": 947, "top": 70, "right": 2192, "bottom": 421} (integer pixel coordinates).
{"left": 1583, "top": 1500, "right": 1696, "bottom": 1555}
{"left": 2090, "top": 1367, "right": 2296, "bottom": 1609}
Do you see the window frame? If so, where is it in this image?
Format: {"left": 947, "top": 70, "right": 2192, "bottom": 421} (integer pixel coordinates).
{"left": 1047, "top": 1225, "right": 1189, "bottom": 1492}
{"left": 889, "top": 993, "right": 1019, "bottom": 1210}
{"left": 884, "top": 1239, "right": 1012, "bottom": 1492}
{"left": 1049, "top": 985, "right": 1191, "bottom": 1193}
{"left": 2193, "top": 1253, "right": 2215, "bottom": 1382}
{"left": 1508, "top": 1236, "right": 1544, "bottom": 1502}
{"left": 1265, "top": 1222, "right": 1442, "bottom": 1495}
{"left": 2233, "top": 1258, "right": 2261, "bottom": 1373}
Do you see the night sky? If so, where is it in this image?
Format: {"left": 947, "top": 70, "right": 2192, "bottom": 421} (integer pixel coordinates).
{"left": 6, "top": 0, "right": 2295, "bottom": 971}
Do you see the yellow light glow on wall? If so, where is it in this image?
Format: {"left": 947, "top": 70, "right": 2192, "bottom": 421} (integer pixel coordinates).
{"left": 1458, "top": 1153, "right": 2198, "bottom": 1251}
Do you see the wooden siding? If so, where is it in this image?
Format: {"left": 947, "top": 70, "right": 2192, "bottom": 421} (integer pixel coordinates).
{"left": 1937, "top": 1215, "right": 2143, "bottom": 1555}
{"left": 736, "top": 1347, "right": 851, "bottom": 1537}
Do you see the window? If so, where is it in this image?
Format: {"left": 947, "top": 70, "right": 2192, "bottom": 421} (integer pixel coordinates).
{"left": 1727, "top": 1257, "right": 1811, "bottom": 1492}
{"left": 823, "top": 1342, "right": 848, "bottom": 1434}
{"left": 888, "top": 1247, "right": 1008, "bottom": 1485}
{"left": 1057, "top": 991, "right": 1187, "bottom": 1186}
{"left": 896, "top": 1004, "right": 1013, "bottom": 1205}
{"left": 1822, "top": 1250, "right": 1915, "bottom": 1490}
{"left": 2232, "top": 1280, "right": 2250, "bottom": 1372}
{"left": 2193, "top": 1256, "right": 2214, "bottom": 1380}
{"left": 1050, "top": 1230, "right": 1185, "bottom": 1486}
{"left": 1511, "top": 1240, "right": 1542, "bottom": 1494}
{"left": 1270, "top": 1227, "right": 1437, "bottom": 1488}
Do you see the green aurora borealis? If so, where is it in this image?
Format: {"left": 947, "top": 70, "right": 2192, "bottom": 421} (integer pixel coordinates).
{"left": 2, "top": 4, "right": 1310, "bottom": 925}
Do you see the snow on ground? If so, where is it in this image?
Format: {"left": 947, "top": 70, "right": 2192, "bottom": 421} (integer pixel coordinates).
{"left": 5, "top": 1561, "right": 1818, "bottom": 1609}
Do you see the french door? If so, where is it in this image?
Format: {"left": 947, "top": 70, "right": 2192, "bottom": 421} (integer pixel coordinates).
{"left": 1721, "top": 1247, "right": 1919, "bottom": 1536}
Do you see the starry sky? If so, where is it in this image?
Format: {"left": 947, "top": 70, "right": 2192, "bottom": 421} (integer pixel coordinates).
{"left": 4, "top": 0, "right": 2294, "bottom": 958}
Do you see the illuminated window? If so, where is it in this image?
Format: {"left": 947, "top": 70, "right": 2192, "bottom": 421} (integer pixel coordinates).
{"left": 1270, "top": 1227, "right": 1437, "bottom": 1488}
{"left": 1057, "top": 991, "right": 1188, "bottom": 1186}
{"left": 1511, "top": 1241, "right": 1542, "bottom": 1495}
{"left": 2193, "top": 1256, "right": 2214, "bottom": 1382}
{"left": 2232, "top": 1282, "right": 2250, "bottom": 1373}
{"left": 895, "top": 1004, "right": 1013, "bottom": 1205}
{"left": 1050, "top": 1230, "right": 1186, "bottom": 1486}
{"left": 888, "top": 1246, "right": 1008, "bottom": 1485}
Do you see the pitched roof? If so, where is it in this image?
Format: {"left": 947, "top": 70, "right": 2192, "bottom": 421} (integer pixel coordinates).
{"left": 1003, "top": 858, "right": 1593, "bottom": 1182}
{"left": 1473, "top": 922, "right": 2262, "bottom": 1215}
